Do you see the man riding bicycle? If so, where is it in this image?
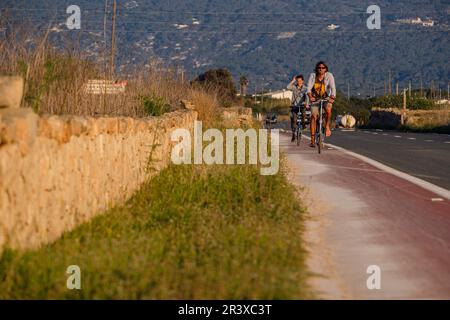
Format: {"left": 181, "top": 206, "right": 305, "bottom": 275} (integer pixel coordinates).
{"left": 307, "top": 61, "right": 336, "bottom": 148}
{"left": 287, "top": 74, "right": 308, "bottom": 142}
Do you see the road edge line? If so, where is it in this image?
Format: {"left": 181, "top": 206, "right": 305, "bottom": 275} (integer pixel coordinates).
{"left": 326, "top": 141, "right": 450, "bottom": 200}
{"left": 280, "top": 130, "right": 450, "bottom": 200}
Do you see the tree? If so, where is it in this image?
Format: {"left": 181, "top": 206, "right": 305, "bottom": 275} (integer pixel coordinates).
{"left": 192, "top": 68, "right": 237, "bottom": 107}
{"left": 239, "top": 75, "right": 249, "bottom": 96}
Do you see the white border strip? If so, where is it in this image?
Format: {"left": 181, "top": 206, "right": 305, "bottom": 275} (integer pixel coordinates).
{"left": 283, "top": 131, "right": 450, "bottom": 200}
{"left": 327, "top": 143, "right": 450, "bottom": 200}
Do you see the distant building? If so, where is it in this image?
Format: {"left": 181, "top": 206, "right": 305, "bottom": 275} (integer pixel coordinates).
{"left": 327, "top": 24, "right": 340, "bottom": 30}
{"left": 259, "top": 89, "right": 293, "bottom": 100}
{"left": 396, "top": 17, "right": 435, "bottom": 27}
{"left": 422, "top": 20, "right": 435, "bottom": 27}
{"left": 436, "top": 99, "right": 449, "bottom": 105}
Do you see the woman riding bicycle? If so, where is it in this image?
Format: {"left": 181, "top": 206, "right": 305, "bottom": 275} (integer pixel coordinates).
{"left": 307, "top": 61, "right": 336, "bottom": 148}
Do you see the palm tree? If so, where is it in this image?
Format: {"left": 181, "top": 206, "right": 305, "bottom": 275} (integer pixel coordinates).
{"left": 239, "top": 76, "right": 249, "bottom": 96}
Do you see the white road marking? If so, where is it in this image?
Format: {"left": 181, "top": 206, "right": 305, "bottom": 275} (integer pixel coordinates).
{"left": 372, "top": 133, "right": 378, "bottom": 135}
{"left": 425, "top": 140, "right": 434, "bottom": 142}
{"left": 382, "top": 133, "right": 388, "bottom": 136}
{"left": 394, "top": 136, "right": 402, "bottom": 138}
{"left": 376, "top": 129, "right": 384, "bottom": 132}
{"left": 444, "top": 141, "right": 450, "bottom": 144}
{"left": 432, "top": 198, "right": 444, "bottom": 202}
{"left": 320, "top": 141, "right": 450, "bottom": 200}
{"left": 408, "top": 138, "right": 417, "bottom": 140}
{"left": 282, "top": 132, "right": 450, "bottom": 200}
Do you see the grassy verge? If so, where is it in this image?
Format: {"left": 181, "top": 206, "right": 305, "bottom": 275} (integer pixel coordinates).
{"left": 0, "top": 163, "right": 312, "bottom": 299}
{"left": 399, "top": 125, "right": 450, "bottom": 134}
{"left": 0, "top": 27, "right": 221, "bottom": 119}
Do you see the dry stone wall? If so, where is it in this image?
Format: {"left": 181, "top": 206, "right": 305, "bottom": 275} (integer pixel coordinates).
{"left": 0, "top": 108, "right": 197, "bottom": 251}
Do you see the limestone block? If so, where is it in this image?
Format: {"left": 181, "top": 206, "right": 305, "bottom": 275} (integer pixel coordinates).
{"left": 0, "top": 76, "right": 24, "bottom": 109}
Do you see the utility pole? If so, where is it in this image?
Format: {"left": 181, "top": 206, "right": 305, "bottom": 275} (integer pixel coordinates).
{"left": 420, "top": 76, "right": 423, "bottom": 98}
{"left": 401, "top": 89, "right": 408, "bottom": 126}
{"left": 261, "top": 78, "right": 264, "bottom": 106}
{"left": 103, "top": 0, "right": 109, "bottom": 74}
{"left": 110, "top": 0, "right": 117, "bottom": 77}
{"left": 409, "top": 81, "right": 412, "bottom": 98}
{"left": 384, "top": 80, "right": 387, "bottom": 96}
{"left": 448, "top": 82, "right": 449, "bottom": 100}
{"left": 347, "top": 81, "right": 350, "bottom": 101}
{"left": 396, "top": 82, "right": 399, "bottom": 95}
{"left": 430, "top": 80, "right": 434, "bottom": 99}
{"left": 178, "top": 66, "right": 185, "bottom": 83}
{"left": 388, "top": 70, "right": 392, "bottom": 95}
{"left": 373, "top": 85, "right": 376, "bottom": 98}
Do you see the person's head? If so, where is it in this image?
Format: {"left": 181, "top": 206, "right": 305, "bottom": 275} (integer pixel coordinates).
{"left": 295, "top": 74, "right": 304, "bottom": 86}
{"left": 315, "top": 61, "right": 328, "bottom": 76}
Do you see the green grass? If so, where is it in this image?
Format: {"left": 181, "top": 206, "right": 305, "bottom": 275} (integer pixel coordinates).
{"left": 0, "top": 163, "right": 312, "bottom": 299}
{"left": 399, "top": 124, "right": 450, "bottom": 134}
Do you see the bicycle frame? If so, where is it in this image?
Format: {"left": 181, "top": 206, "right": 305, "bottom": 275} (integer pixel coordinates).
{"left": 312, "top": 99, "right": 329, "bottom": 154}
{"left": 295, "top": 111, "right": 302, "bottom": 145}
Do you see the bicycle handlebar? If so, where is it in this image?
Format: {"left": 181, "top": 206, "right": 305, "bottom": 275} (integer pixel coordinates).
{"left": 309, "top": 97, "right": 330, "bottom": 105}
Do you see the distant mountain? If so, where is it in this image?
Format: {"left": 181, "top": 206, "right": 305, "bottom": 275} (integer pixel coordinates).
{"left": 1, "top": 0, "right": 449, "bottom": 96}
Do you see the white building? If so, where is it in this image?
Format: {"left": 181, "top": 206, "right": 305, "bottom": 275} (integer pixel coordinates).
{"left": 422, "top": 20, "right": 435, "bottom": 27}
{"left": 396, "top": 17, "right": 435, "bottom": 27}
{"left": 436, "top": 99, "right": 449, "bottom": 105}
{"left": 260, "top": 89, "right": 293, "bottom": 100}
{"left": 327, "top": 24, "right": 340, "bottom": 30}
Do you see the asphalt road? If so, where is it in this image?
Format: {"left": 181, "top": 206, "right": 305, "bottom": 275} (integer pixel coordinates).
{"left": 280, "top": 134, "right": 450, "bottom": 299}
{"left": 275, "top": 120, "right": 450, "bottom": 190}
{"left": 326, "top": 129, "right": 450, "bottom": 190}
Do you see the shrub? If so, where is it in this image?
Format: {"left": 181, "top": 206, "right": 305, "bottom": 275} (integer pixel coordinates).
{"left": 188, "top": 88, "right": 220, "bottom": 126}
{"left": 368, "top": 95, "right": 437, "bottom": 110}
{"left": 192, "top": 69, "right": 237, "bottom": 108}
{"left": 139, "top": 94, "right": 170, "bottom": 116}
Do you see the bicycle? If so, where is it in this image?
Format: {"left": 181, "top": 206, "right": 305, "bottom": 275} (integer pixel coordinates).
{"left": 294, "top": 110, "right": 302, "bottom": 146}
{"left": 292, "top": 105, "right": 309, "bottom": 146}
{"left": 311, "top": 98, "right": 329, "bottom": 154}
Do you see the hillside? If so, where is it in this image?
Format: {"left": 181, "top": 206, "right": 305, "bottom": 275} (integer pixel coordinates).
{"left": 1, "top": 0, "right": 449, "bottom": 96}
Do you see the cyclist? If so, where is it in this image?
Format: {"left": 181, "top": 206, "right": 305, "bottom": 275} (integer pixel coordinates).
{"left": 287, "top": 74, "right": 308, "bottom": 142}
{"left": 307, "top": 61, "right": 336, "bottom": 148}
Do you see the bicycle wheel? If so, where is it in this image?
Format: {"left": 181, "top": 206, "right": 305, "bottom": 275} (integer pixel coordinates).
{"left": 318, "top": 119, "right": 324, "bottom": 153}
{"left": 317, "top": 134, "right": 322, "bottom": 154}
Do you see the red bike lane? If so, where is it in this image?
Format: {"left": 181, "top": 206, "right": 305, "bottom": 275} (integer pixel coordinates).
{"left": 280, "top": 133, "right": 450, "bottom": 299}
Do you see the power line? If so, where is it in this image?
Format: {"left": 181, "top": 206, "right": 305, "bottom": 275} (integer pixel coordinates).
{"left": 110, "top": 0, "right": 117, "bottom": 76}
{"left": 3, "top": 23, "right": 448, "bottom": 35}
{"left": 1, "top": 7, "right": 445, "bottom": 15}
{"left": 6, "top": 24, "right": 449, "bottom": 35}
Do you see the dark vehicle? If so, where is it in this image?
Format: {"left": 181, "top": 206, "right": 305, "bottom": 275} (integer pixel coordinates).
{"left": 265, "top": 113, "right": 278, "bottom": 125}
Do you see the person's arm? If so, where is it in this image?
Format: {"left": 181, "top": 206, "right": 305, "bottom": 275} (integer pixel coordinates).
{"left": 287, "top": 76, "right": 296, "bottom": 91}
{"left": 328, "top": 73, "right": 336, "bottom": 103}
{"left": 306, "top": 73, "right": 316, "bottom": 102}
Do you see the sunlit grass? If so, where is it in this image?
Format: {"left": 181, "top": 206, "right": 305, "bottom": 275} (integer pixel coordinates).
{"left": 0, "top": 164, "right": 312, "bottom": 299}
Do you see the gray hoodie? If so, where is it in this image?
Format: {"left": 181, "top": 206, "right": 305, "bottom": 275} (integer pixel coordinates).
{"left": 287, "top": 81, "right": 308, "bottom": 108}
{"left": 306, "top": 72, "right": 337, "bottom": 98}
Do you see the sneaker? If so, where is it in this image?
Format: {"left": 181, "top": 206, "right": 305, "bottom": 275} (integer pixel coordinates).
{"left": 291, "top": 133, "right": 295, "bottom": 142}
